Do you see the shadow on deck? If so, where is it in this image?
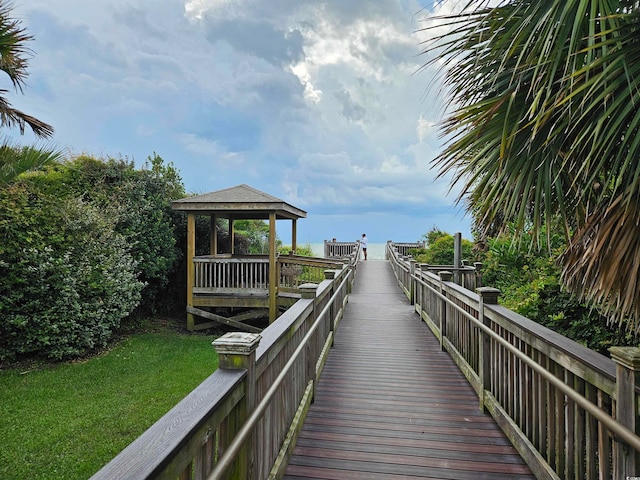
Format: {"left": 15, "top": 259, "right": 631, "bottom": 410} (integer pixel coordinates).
{"left": 284, "top": 260, "right": 535, "bottom": 479}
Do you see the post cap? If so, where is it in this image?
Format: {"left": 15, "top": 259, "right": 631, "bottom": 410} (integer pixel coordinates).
{"left": 299, "top": 283, "right": 319, "bottom": 299}
{"left": 324, "top": 270, "right": 336, "bottom": 279}
{"left": 213, "top": 332, "right": 261, "bottom": 355}
{"left": 609, "top": 346, "right": 640, "bottom": 370}
{"left": 439, "top": 271, "right": 453, "bottom": 281}
{"left": 476, "top": 287, "right": 501, "bottom": 304}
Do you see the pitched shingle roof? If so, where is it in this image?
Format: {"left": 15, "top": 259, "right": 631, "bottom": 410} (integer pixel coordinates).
{"left": 171, "top": 184, "right": 306, "bottom": 220}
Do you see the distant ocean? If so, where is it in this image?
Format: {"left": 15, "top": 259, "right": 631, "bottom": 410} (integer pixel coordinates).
{"left": 308, "top": 243, "right": 386, "bottom": 260}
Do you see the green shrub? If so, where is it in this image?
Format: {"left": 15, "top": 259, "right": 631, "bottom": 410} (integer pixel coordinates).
{"left": 62, "top": 154, "right": 184, "bottom": 316}
{"left": 0, "top": 188, "right": 143, "bottom": 361}
{"left": 478, "top": 230, "right": 637, "bottom": 354}
{"left": 412, "top": 231, "right": 474, "bottom": 265}
{"left": 24, "top": 153, "right": 185, "bottom": 318}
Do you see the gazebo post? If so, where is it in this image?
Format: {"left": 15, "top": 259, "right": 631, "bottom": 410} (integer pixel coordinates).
{"left": 269, "top": 212, "right": 277, "bottom": 323}
{"left": 229, "top": 215, "right": 235, "bottom": 254}
{"left": 292, "top": 219, "right": 297, "bottom": 253}
{"left": 210, "top": 214, "right": 217, "bottom": 255}
{"left": 187, "top": 213, "right": 196, "bottom": 331}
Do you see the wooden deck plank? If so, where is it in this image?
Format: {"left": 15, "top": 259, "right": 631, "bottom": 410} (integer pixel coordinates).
{"left": 284, "top": 260, "right": 535, "bottom": 479}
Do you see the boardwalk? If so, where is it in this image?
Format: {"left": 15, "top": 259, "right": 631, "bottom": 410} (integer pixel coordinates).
{"left": 284, "top": 260, "right": 535, "bottom": 480}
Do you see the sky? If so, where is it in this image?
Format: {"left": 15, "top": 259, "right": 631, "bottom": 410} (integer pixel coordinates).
{"left": 9, "top": 0, "right": 473, "bottom": 245}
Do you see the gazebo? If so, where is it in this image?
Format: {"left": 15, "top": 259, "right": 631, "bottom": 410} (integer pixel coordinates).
{"left": 171, "top": 184, "right": 307, "bottom": 330}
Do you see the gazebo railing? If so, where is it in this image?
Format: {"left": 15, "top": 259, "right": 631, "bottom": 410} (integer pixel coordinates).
{"left": 192, "top": 255, "right": 350, "bottom": 294}
{"left": 278, "top": 255, "right": 347, "bottom": 291}
{"left": 193, "top": 256, "right": 270, "bottom": 294}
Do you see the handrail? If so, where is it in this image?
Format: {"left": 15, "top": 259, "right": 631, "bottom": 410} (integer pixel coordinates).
{"left": 324, "top": 240, "right": 359, "bottom": 258}
{"left": 414, "top": 273, "right": 640, "bottom": 453}
{"left": 207, "top": 270, "right": 352, "bottom": 479}
{"left": 192, "top": 254, "right": 346, "bottom": 293}
{"left": 91, "top": 261, "right": 354, "bottom": 480}
{"left": 386, "top": 241, "right": 640, "bottom": 479}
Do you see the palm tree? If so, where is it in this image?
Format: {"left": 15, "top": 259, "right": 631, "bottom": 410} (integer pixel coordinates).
{"left": 423, "top": 0, "right": 640, "bottom": 332}
{"left": 0, "top": 0, "right": 53, "bottom": 138}
{"left": 0, "top": 142, "right": 62, "bottom": 185}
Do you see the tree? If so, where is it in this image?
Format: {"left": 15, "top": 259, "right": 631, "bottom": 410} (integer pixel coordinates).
{"left": 0, "top": 143, "right": 62, "bottom": 185}
{"left": 234, "top": 219, "right": 270, "bottom": 253}
{"left": 424, "top": 0, "right": 640, "bottom": 332}
{"left": 0, "top": 0, "right": 52, "bottom": 138}
{"left": 0, "top": 2, "right": 57, "bottom": 187}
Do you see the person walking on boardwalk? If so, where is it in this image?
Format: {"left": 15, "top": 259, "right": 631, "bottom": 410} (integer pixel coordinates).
{"left": 361, "top": 233, "right": 368, "bottom": 260}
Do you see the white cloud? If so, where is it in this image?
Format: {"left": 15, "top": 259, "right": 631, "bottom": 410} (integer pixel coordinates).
{"left": 9, "top": 0, "right": 473, "bottom": 240}
{"left": 417, "top": 115, "right": 435, "bottom": 142}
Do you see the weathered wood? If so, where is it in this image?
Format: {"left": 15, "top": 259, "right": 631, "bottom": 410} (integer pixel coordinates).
{"left": 284, "top": 261, "right": 535, "bottom": 479}
{"left": 193, "top": 296, "right": 269, "bottom": 309}
{"left": 268, "top": 212, "right": 277, "bottom": 323}
{"left": 186, "top": 306, "right": 262, "bottom": 333}
{"left": 268, "top": 381, "right": 314, "bottom": 479}
{"left": 187, "top": 213, "right": 196, "bottom": 331}
{"left": 387, "top": 243, "right": 640, "bottom": 480}
{"left": 90, "top": 370, "right": 245, "bottom": 480}
{"left": 324, "top": 240, "right": 358, "bottom": 258}
{"left": 229, "top": 309, "right": 268, "bottom": 322}
{"left": 609, "top": 346, "right": 640, "bottom": 478}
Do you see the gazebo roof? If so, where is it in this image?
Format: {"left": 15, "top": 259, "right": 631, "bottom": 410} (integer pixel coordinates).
{"left": 171, "top": 184, "right": 307, "bottom": 220}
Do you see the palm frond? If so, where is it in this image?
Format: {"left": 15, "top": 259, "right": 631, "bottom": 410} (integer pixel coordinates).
{"left": 0, "top": 138, "right": 64, "bottom": 185}
{"left": 0, "top": 1, "right": 53, "bottom": 138}
{"left": 423, "top": 0, "right": 640, "bottom": 330}
{"left": 562, "top": 195, "right": 640, "bottom": 333}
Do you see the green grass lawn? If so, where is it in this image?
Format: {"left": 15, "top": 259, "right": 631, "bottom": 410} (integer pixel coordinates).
{"left": 0, "top": 327, "right": 219, "bottom": 480}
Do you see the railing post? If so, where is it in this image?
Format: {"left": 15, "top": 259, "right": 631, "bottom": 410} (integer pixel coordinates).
{"left": 438, "top": 271, "right": 452, "bottom": 352}
{"left": 402, "top": 256, "right": 410, "bottom": 291}
{"left": 476, "top": 287, "right": 500, "bottom": 413}
{"left": 609, "top": 346, "right": 640, "bottom": 478}
{"left": 474, "top": 262, "right": 483, "bottom": 289}
{"left": 212, "top": 332, "right": 261, "bottom": 480}
{"left": 300, "top": 283, "right": 318, "bottom": 400}
{"left": 324, "top": 270, "right": 336, "bottom": 344}
{"left": 410, "top": 259, "right": 417, "bottom": 305}
{"left": 453, "top": 232, "right": 462, "bottom": 284}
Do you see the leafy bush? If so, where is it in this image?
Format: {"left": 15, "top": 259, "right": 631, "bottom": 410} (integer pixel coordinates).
{"left": 279, "top": 243, "right": 313, "bottom": 256}
{"left": 478, "top": 230, "right": 636, "bottom": 353}
{"left": 0, "top": 151, "right": 186, "bottom": 361}
{"left": 24, "top": 153, "right": 185, "bottom": 317}
{"left": 412, "top": 229, "right": 474, "bottom": 265}
{"left": 0, "top": 187, "right": 143, "bottom": 361}
{"left": 63, "top": 154, "right": 184, "bottom": 316}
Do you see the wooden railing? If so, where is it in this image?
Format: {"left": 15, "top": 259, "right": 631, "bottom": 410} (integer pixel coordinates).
{"left": 192, "top": 254, "right": 351, "bottom": 294}
{"left": 387, "top": 242, "right": 480, "bottom": 295}
{"left": 277, "top": 255, "right": 350, "bottom": 292}
{"left": 323, "top": 240, "right": 359, "bottom": 258}
{"left": 387, "top": 243, "right": 640, "bottom": 480}
{"left": 387, "top": 240, "right": 425, "bottom": 257}
{"left": 90, "top": 262, "right": 356, "bottom": 480}
{"left": 194, "top": 255, "right": 269, "bottom": 294}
